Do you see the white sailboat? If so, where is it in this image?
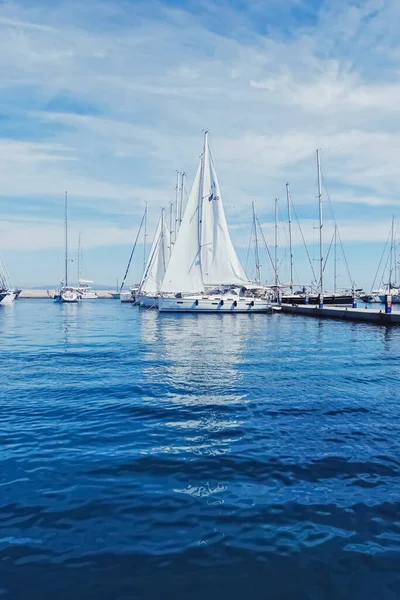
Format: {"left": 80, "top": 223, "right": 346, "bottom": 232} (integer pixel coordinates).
{"left": 0, "top": 252, "right": 16, "bottom": 305}
{"left": 158, "top": 132, "right": 272, "bottom": 313}
{"left": 54, "top": 191, "right": 80, "bottom": 303}
{"left": 137, "top": 208, "right": 171, "bottom": 308}
{"left": 76, "top": 234, "right": 97, "bottom": 299}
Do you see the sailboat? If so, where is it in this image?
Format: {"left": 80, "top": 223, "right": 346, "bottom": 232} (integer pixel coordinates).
{"left": 0, "top": 252, "right": 16, "bottom": 305}
{"left": 54, "top": 192, "right": 81, "bottom": 303}
{"left": 137, "top": 208, "right": 171, "bottom": 308}
{"left": 158, "top": 132, "right": 272, "bottom": 313}
{"left": 377, "top": 216, "right": 400, "bottom": 304}
{"left": 76, "top": 234, "right": 97, "bottom": 299}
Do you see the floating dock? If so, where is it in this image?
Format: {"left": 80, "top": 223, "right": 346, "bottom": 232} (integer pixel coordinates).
{"left": 275, "top": 304, "right": 400, "bottom": 325}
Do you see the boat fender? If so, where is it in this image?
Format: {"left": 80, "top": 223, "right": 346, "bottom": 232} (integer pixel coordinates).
{"left": 220, "top": 300, "right": 224, "bottom": 306}
{"left": 233, "top": 300, "right": 237, "bottom": 307}
{"left": 195, "top": 299, "right": 199, "bottom": 306}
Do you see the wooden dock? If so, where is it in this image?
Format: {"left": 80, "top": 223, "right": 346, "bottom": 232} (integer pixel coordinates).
{"left": 275, "top": 304, "right": 400, "bottom": 325}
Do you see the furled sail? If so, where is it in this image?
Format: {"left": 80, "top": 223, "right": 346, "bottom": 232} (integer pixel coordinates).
{"left": 160, "top": 161, "right": 204, "bottom": 294}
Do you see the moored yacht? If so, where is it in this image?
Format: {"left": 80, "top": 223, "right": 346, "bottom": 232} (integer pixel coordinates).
{"left": 158, "top": 132, "right": 271, "bottom": 314}
{"left": 54, "top": 192, "right": 81, "bottom": 304}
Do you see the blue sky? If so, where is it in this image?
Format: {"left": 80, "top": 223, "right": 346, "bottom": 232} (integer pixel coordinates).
{"left": 0, "top": 0, "right": 399, "bottom": 289}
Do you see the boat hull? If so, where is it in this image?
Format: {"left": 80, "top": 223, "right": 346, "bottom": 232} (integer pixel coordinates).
{"left": 79, "top": 291, "right": 97, "bottom": 299}
{"left": 379, "top": 294, "right": 400, "bottom": 304}
{"left": 55, "top": 288, "right": 80, "bottom": 303}
{"left": 138, "top": 295, "right": 159, "bottom": 308}
{"left": 158, "top": 296, "right": 272, "bottom": 313}
{"left": 281, "top": 294, "right": 354, "bottom": 306}
{"left": 0, "top": 291, "right": 16, "bottom": 305}
{"left": 120, "top": 291, "right": 136, "bottom": 303}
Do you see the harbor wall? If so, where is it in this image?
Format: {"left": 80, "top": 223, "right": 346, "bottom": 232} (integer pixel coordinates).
{"left": 278, "top": 304, "right": 400, "bottom": 325}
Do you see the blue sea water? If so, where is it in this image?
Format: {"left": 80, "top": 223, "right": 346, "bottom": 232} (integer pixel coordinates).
{"left": 1, "top": 299, "right": 400, "bottom": 599}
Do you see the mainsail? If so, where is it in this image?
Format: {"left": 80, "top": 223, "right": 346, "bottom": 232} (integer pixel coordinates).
{"left": 201, "top": 133, "right": 249, "bottom": 286}
{"left": 161, "top": 133, "right": 250, "bottom": 294}
{"left": 140, "top": 209, "right": 171, "bottom": 294}
{"left": 161, "top": 161, "right": 204, "bottom": 294}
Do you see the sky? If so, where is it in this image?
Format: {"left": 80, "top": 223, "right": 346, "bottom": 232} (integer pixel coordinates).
{"left": 0, "top": 0, "right": 399, "bottom": 290}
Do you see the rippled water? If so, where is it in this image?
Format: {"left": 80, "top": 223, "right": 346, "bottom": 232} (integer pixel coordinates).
{"left": 1, "top": 300, "right": 400, "bottom": 599}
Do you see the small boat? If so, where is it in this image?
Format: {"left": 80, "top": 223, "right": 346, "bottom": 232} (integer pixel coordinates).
{"left": 120, "top": 287, "right": 138, "bottom": 303}
{"left": 158, "top": 132, "right": 272, "bottom": 314}
{"left": 54, "top": 192, "right": 81, "bottom": 303}
{"left": 77, "top": 280, "right": 97, "bottom": 300}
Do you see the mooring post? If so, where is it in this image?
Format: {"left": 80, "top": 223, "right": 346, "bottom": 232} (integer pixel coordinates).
{"left": 385, "top": 294, "right": 392, "bottom": 314}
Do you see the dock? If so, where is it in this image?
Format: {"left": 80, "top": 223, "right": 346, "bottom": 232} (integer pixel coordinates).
{"left": 17, "top": 290, "right": 117, "bottom": 299}
{"left": 275, "top": 304, "right": 400, "bottom": 325}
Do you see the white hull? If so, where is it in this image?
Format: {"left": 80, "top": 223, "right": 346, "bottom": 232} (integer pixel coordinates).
{"left": 138, "top": 295, "right": 159, "bottom": 308}
{"left": 0, "top": 291, "right": 16, "bottom": 305}
{"left": 120, "top": 291, "right": 136, "bottom": 303}
{"left": 79, "top": 291, "right": 97, "bottom": 299}
{"left": 158, "top": 295, "right": 272, "bottom": 313}
{"left": 55, "top": 287, "right": 81, "bottom": 303}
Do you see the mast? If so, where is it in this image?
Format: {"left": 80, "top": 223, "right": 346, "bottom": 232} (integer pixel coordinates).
{"left": 64, "top": 191, "right": 68, "bottom": 287}
{"left": 143, "top": 202, "right": 148, "bottom": 274}
{"left": 198, "top": 131, "right": 207, "bottom": 280}
{"left": 389, "top": 215, "right": 395, "bottom": 290}
{"left": 286, "top": 183, "right": 293, "bottom": 292}
{"left": 77, "top": 232, "right": 81, "bottom": 285}
{"left": 169, "top": 202, "right": 173, "bottom": 257}
{"left": 179, "top": 172, "right": 185, "bottom": 227}
{"left": 316, "top": 149, "right": 323, "bottom": 297}
{"left": 252, "top": 201, "right": 261, "bottom": 285}
{"left": 175, "top": 171, "right": 180, "bottom": 241}
{"left": 274, "top": 198, "right": 278, "bottom": 293}
{"left": 334, "top": 224, "right": 338, "bottom": 294}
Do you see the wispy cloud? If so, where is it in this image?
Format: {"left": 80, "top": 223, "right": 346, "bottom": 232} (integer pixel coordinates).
{"left": 0, "top": 0, "right": 399, "bottom": 287}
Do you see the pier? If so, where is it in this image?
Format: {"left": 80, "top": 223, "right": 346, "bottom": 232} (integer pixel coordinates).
{"left": 275, "top": 304, "right": 400, "bottom": 325}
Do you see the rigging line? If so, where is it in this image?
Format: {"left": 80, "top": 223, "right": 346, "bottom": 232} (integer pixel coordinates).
{"left": 323, "top": 228, "right": 335, "bottom": 274}
{"left": 320, "top": 169, "right": 355, "bottom": 288}
{"left": 256, "top": 217, "right": 276, "bottom": 278}
{"left": 336, "top": 227, "right": 355, "bottom": 288}
{"left": 290, "top": 198, "right": 318, "bottom": 285}
{"left": 120, "top": 208, "right": 147, "bottom": 292}
{"left": 245, "top": 222, "right": 253, "bottom": 277}
{"left": 370, "top": 227, "right": 391, "bottom": 293}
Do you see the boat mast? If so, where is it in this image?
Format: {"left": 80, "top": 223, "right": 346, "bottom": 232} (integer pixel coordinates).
{"left": 77, "top": 232, "right": 81, "bottom": 285}
{"left": 252, "top": 201, "right": 261, "bottom": 285}
{"left": 64, "top": 191, "right": 68, "bottom": 287}
{"left": 175, "top": 171, "right": 180, "bottom": 241}
{"left": 274, "top": 198, "right": 278, "bottom": 295}
{"left": 143, "top": 202, "right": 148, "bottom": 274}
{"left": 198, "top": 131, "right": 207, "bottom": 282}
{"left": 179, "top": 172, "right": 185, "bottom": 227}
{"left": 286, "top": 183, "right": 294, "bottom": 292}
{"left": 389, "top": 214, "right": 395, "bottom": 290}
{"left": 169, "top": 202, "right": 173, "bottom": 256}
{"left": 316, "top": 149, "right": 323, "bottom": 297}
{"left": 334, "top": 224, "right": 337, "bottom": 294}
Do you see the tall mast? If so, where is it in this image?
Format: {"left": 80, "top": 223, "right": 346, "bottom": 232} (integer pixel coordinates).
{"left": 143, "top": 202, "right": 148, "bottom": 275}
{"left": 389, "top": 214, "right": 395, "bottom": 289}
{"left": 334, "top": 224, "right": 338, "bottom": 294}
{"left": 174, "top": 171, "right": 180, "bottom": 241}
{"left": 179, "top": 171, "right": 185, "bottom": 227}
{"left": 252, "top": 201, "right": 261, "bottom": 285}
{"left": 77, "top": 232, "right": 81, "bottom": 285}
{"left": 316, "top": 149, "right": 323, "bottom": 297}
{"left": 286, "top": 183, "right": 294, "bottom": 292}
{"left": 169, "top": 202, "right": 174, "bottom": 257}
{"left": 274, "top": 198, "right": 278, "bottom": 292}
{"left": 64, "top": 190, "right": 68, "bottom": 287}
{"left": 198, "top": 131, "right": 207, "bottom": 273}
